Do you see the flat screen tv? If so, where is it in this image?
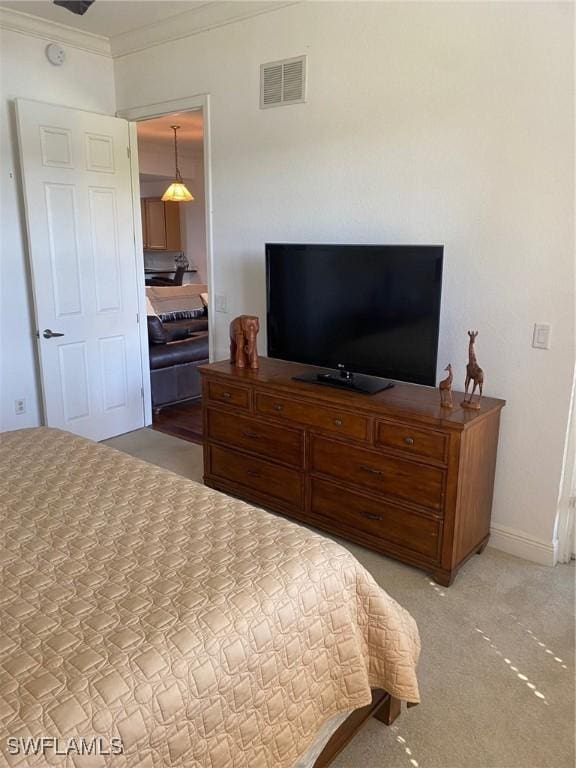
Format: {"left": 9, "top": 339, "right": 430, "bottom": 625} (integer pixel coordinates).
{"left": 266, "top": 243, "right": 443, "bottom": 392}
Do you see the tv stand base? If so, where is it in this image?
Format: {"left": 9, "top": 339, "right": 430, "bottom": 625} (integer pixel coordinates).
{"left": 293, "top": 370, "right": 394, "bottom": 395}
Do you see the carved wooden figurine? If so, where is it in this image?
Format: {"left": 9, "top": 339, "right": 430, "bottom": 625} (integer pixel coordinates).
{"left": 230, "top": 317, "right": 246, "bottom": 368}
{"left": 462, "top": 330, "right": 484, "bottom": 410}
{"left": 439, "top": 363, "right": 453, "bottom": 408}
{"left": 230, "top": 315, "right": 260, "bottom": 370}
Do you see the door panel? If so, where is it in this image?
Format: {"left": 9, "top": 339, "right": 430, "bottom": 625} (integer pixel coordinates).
{"left": 45, "top": 183, "right": 83, "bottom": 317}
{"left": 90, "top": 187, "right": 122, "bottom": 313}
{"left": 59, "top": 342, "right": 90, "bottom": 422}
{"left": 17, "top": 99, "right": 144, "bottom": 441}
{"left": 40, "top": 126, "right": 73, "bottom": 167}
{"left": 100, "top": 336, "right": 128, "bottom": 412}
{"left": 85, "top": 133, "right": 115, "bottom": 172}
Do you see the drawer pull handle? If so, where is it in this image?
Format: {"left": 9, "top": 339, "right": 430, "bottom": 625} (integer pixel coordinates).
{"left": 404, "top": 436, "right": 414, "bottom": 446}
{"left": 360, "top": 465, "right": 383, "bottom": 476}
{"left": 363, "top": 513, "right": 383, "bottom": 521}
{"left": 242, "top": 430, "right": 259, "bottom": 439}
{"left": 222, "top": 392, "right": 232, "bottom": 399}
{"left": 246, "top": 469, "right": 261, "bottom": 478}
{"left": 273, "top": 403, "right": 284, "bottom": 412}
{"left": 334, "top": 418, "right": 343, "bottom": 427}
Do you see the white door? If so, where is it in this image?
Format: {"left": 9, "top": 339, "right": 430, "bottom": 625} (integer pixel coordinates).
{"left": 16, "top": 99, "right": 144, "bottom": 441}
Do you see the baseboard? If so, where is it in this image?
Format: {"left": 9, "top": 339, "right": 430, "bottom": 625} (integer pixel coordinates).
{"left": 488, "top": 524, "right": 557, "bottom": 566}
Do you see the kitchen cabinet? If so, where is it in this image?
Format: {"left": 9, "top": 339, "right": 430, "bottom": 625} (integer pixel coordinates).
{"left": 141, "top": 197, "right": 182, "bottom": 251}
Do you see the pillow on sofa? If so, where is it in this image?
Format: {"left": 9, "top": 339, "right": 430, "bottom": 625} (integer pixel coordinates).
{"left": 147, "top": 315, "right": 168, "bottom": 345}
{"left": 146, "top": 285, "right": 207, "bottom": 322}
{"left": 161, "top": 306, "right": 206, "bottom": 322}
{"left": 145, "top": 296, "right": 157, "bottom": 316}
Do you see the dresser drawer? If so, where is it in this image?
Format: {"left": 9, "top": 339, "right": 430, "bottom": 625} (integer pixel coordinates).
{"left": 209, "top": 445, "right": 302, "bottom": 506}
{"left": 376, "top": 420, "right": 448, "bottom": 464}
{"left": 206, "top": 409, "right": 303, "bottom": 468}
{"left": 255, "top": 392, "right": 368, "bottom": 441}
{"left": 311, "top": 437, "right": 444, "bottom": 512}
{"left": 310, "top": 479, "right": 440, "bottom": 560}
{"left": 206, "top": 380, "right": 250, "bottom": 410}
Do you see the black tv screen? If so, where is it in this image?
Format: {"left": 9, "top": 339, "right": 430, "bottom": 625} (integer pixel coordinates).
{"left": 266, "top": 244, "right": 443, "bottom": 386}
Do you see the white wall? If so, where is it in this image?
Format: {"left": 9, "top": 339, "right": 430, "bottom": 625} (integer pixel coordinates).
{"left": 181, "top": 150, "right": 206, "bottom": 284}
{"left": 114, "top": 2, "right": 575, "bottom": 552}
{"left": 0, "top": 27, "right": 116, "bottom": 431}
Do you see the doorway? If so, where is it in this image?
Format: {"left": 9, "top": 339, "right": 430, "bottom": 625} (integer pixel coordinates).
{"left": 137, "top": 111, "right": 207, "bottom": 289}
{"left": 120, "top": 96, "right": 213, "bottom": 442}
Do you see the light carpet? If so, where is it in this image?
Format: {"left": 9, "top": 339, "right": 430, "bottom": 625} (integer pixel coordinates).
{"left": 105, "top": 428, "right": 575, "bottom": 768}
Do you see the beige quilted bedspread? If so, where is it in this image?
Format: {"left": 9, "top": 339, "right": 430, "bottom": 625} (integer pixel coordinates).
{"left": 0, "top": 428, "right": 420, "bottom": 767}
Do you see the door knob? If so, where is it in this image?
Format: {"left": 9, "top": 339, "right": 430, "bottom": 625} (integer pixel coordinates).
{"left": 42, "top": 329, "right": 65, "bottom": 339}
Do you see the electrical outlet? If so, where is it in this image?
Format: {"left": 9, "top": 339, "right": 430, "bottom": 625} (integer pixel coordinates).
{"left": 14, "top": 399, "right": 26, "bottom": 415}
{"left": 215, "top": 294, "right": 228, "bottom": 313}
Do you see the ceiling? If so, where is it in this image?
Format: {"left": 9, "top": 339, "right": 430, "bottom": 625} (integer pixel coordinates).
{"left": 0, "top": 1, "right": 208, "bottom": 38}
{"left": 137, "top": 110, "right": 203, "bottom": 151}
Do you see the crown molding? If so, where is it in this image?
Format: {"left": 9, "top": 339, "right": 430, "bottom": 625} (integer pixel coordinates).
{"left": 0, "top": 7, "right": 111, "bottom": 57}
{"left": 0, "top": 2, "right": 299, "bottom": 61}
{"left": 111, "top": 1, "right": 300, "bottom": 59}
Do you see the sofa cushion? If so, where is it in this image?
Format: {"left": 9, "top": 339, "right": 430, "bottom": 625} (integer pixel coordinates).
{"left": 147, "top": 315, "right": 168, "bottom": 345}
{"left": 148, "top": 334, "right": 209, "bottom": 370}
{"left": 164, "top": 317, "right": 209, "bottom": 341}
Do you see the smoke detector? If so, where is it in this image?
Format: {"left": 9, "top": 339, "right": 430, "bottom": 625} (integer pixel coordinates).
{"left": 46, "top": 43, "right": 66, "bottom": 66}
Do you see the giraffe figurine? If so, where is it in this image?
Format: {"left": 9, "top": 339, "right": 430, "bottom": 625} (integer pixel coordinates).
{"left": 439, "top": 363, "right": 453, "bottom": 408}
{"left": 462, "top": 331, "right": 484, "bottom": 410}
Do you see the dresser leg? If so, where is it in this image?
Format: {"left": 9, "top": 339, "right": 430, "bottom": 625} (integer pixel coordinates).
{"left": 374, "top": 694, "right": 401, "bottom": 725}
{"left": 476, "top": 538, "right": 489, "bottom": 554}
{"left": 431, "top": 568, "right": 456, "bottom": 587}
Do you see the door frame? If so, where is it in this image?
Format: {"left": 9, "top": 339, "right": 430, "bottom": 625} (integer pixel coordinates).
{"left": 119, "top": 94, "right": 215, "bottom": 426}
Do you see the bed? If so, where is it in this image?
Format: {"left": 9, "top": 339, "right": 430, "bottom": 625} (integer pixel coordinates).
{"left": 0, "top": 428, "right": 420, "bottom": 766}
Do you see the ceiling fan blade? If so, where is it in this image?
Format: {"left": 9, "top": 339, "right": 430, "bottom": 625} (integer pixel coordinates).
{"left": 53, "top": 0, "right": 95, "bottom": 16}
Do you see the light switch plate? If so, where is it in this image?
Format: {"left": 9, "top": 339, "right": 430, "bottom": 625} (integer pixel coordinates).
{"left": 532, "top": 323, "right": 551, "bottom": 350}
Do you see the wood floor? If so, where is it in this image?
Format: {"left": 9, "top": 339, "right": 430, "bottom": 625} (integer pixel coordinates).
{"left": 152, "top": 399, "right": 204, "bottom": 445}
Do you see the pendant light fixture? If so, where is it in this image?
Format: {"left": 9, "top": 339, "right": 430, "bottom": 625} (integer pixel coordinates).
{"left": 162, "top": 125, "right": 194, "bottom": 202}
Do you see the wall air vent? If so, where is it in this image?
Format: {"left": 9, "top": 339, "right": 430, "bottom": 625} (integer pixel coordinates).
{"left": 260, "top": 55, "right": 307, "bottom": 109}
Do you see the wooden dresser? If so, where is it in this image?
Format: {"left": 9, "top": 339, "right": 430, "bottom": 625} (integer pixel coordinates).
{"left": 200, "top": 358, "right": 505, "bottom": 585}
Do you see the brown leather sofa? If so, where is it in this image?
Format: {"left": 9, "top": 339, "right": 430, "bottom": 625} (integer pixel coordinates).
{"left": 147, "top": 315, "right": 209, "bottom": 411}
